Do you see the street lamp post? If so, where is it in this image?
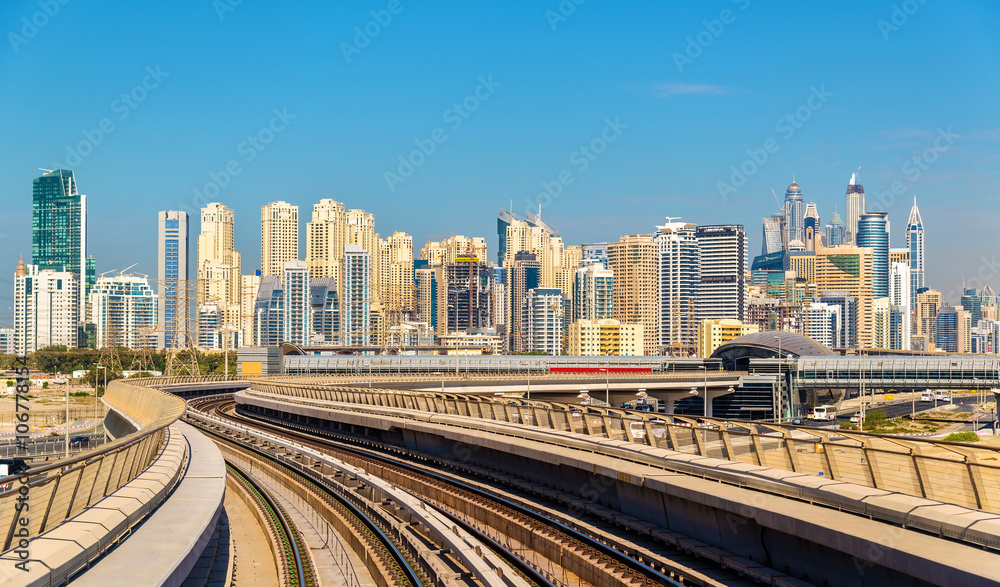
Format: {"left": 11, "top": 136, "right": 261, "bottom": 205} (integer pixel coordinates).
{"left": 521, "top": 361, "right": 531, "bottom": 401}
{"left": 96, "top": 364, "right": 107, "bottom": 431}
{"left": 698, "top": 365, "right": 708, "bottom": 418}
{"left": 54, "top": 377, "right": 69, "bottom": 459}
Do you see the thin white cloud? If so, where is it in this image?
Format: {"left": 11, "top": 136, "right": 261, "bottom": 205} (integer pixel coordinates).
{"left": 651, "top": 83, "right": 728, "bottom": 98}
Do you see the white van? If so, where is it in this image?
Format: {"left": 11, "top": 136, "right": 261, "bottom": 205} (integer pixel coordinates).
{"left": 811, "top": 405, "right": 837, "bottom": 421}
{"left": 935, "top": 390, "right": 950, "bottom": 402}
{"left": 920, "top": 391, "right": 933, "bottom": 402}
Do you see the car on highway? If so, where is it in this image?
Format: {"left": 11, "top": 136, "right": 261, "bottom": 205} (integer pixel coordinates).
{"left": 0, "top": 458, "right": 29, "bottom": 491}
{"left": 791, "top": 417, "right": 804, "bottom": 426}
{"left": 69, "top": 436, "right": 91, "bottom": 448}
{"left": 920, "top": 391, "right": 934, "bottom": 402}
{"left": 850, "top": 413, "right": 862, "bottom": 423}
{"left": 935, "top": 390, "right": 950, "bottom": 402}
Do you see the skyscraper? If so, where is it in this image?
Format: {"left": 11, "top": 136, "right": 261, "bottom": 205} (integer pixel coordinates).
{"left": 844, "top": 172, "right": 865, "bottom": 245}
{"left": 656, "top": 218, "right": 701, "bottom": 354}
{"left": 305, "top": 198, "right": 349, "bottom": 283}
{"left": 572, "top": 263, "right": 613, "bottom": 321}
{"left": 196, "top": 203, "right": 241, "bottom": 319}
{"left": 507, "top": 252, "right": 541, "bottom": 352}
{"left": 906, "top": 197, "right": 925, "bottom": 316}
{"left": 342, "top": 244, "right": 371, "bottom": 345}
{"left": 761, "top": 212, "right": 786, "bottom": 255}
{"left": 825, "top": 208, "right": 844, "bottom": 247}
{"left": 90, "top": 274, "right": 158, "bottom": 349}
{"left": 282, "top": 261, "right": 310, "bottom": 345}
{"left": 14, "top": 257, "right": 79, "bottom": 353}
{"left": 889, "top": 262, "right": 911, "bottom": 350}
{"left": 157, "top": 211, "right": 189, "bottom": 349}
{"left": 783, "top": 180, "right": 805, "bottom": 247}
{"left": 32, "top": 169, "right": 87, "bottom": 336}
{"left": 379, "top": 231, "right": 415, "bottom": 315}
{"left": 522, "top": 288, "right": 563, "bottom": 355}
{"left": 936, "top": 306, "right": 971, "bottom": 353}
{"left": 608, "top": 234, "right": 657, "bottom": 356}
{"left": 261, "top": 201, "right": 299, "bottom": 277}
{"left": 803, "top": 202, "right": 820, "bottom": 251}
{"left": 814, "top": 245, "right": 874, "bottom": 348}
{"left": 695, "top": 224, "right": 747, "bottom": 321}
{"left": 856, "top": 212, "right": 890, "bottom": 299}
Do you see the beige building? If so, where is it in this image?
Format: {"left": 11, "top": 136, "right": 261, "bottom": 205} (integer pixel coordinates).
{"left": 813, "top": 243, "right": 874, "bottom": 348}
{"left": 379, "top": 231, "right": 415, "bottom": 315}
{"left": 261, "top": 201, "right": 299, "bottom": 277}
{"left": 305, "top": 198, "right": 349, "bottom": 284}
{"left": 914, "top": 288, "right": 942, "bottom": 346}
{"left": 569, "top": 319, "right": 643, "bottom": 356}
{"left": 872, "top": 297, "right": 891, "bottom": 349}
{"left": 440, "top": 331, "right": 504, "bottom": 354}
{"left": 196, "top": 203, "right": 242, "bottom": 330}
{"left": 239, "top": 273, "right": 261, "bottom": 346}
{"left": 608, "top": 234, "right": 658, "bottom": 355}
{"left": 696, "top": 319, "right": 759, "bottom": 358}
{"left": 420, "top": 235, "right": 487, "bottom": 266}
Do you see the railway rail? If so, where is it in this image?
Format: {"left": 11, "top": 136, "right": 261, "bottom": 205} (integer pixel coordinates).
{"left": 188, "top": 395, "right": 784, "bottom": 587}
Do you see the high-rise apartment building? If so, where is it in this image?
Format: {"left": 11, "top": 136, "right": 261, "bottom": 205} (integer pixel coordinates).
{"left": 804, "top": 302, "right": 842, "bottom": 349}
{"left": 420, "top": 235, "right": 487, "bottom": 267}
{"left": 240, "top": 273, "right": 261, "bottom": 346}
{"left": 803, "top": 202, "right": 820, "bottom": 251}
{"left": 282, "top": 261, "right": 310, "bottom": 345}
{"left": 914, "top": 288, "right": 942, "bottom": 347}
{"left": 379, "top": 232, "right": 414, "bottom": 315}
{"left": 415, "top": 266, "right": 445, "bottom": 335}
{"left": 656, "top": 219, "right": 700, "bottom": 354}
{"left": 309, "top": 277, "right": 339, "bottom": 345}
{"left": 889, "top": 262, "right": 911, "bottom": 350}
{"left": 254, "top": 276, "right": 284, "bottom": 347}
{"left": 14, "top": 258, "right": 79, "bottom": 353}
{"left": 89, "top": 274, "right": 158, "bottom": 349}
{"left": 818, "top": 291, "right": 857, "bottom": 348}
{"left": 342, "top": 244, "right": 371, "bottom": 345}
{"left": 157, "top": 211, "right": 189, "bottom": 349}
{"left": 261, "top": 201, "right": 299, "bottom": 277}
{"left": 783, "top": 180, "right": 805, "bottom": 247}
{"left": 696, "top": 224, "right": 747, "bottom": 321}
{"left": 522, "top": 288, "right": 563, "bottom": 355}
{"left": 196, "top": 203, "right": 241, "bottom": 327}
{"left": 445, "top": 260, "right": 493, "bottom": 333}
{"left": 856, "top": 212, "right": 889, "bottom": 299}
{"left": 32, "top": 169, "right": 88, "bottom": 335}
{"left": 814, "top": 244, "right": 874, "bottom": 348}
{"left": 608, "top": 234, "right": 657, "bottom": 356}
{"left": 906, "top": 197, "right": 925, "bottom": 315}
{"left": 305, "top": 198, "right": 349, "bottom": 284}
{"left": 572, "top": 263, "right": 613, "bottom": 321}
{"left": 936, "top": 306, "right": 971, "bottom": 353}
{"left": 844, "top": 172, "right": 865, "bottom": 245}
{"left": 507, "top": 252, "right": 541, "bottom": 352}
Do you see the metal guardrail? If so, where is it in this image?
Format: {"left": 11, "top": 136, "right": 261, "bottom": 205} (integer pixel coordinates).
{"left": 0, "top": 379, "right": 186, "bottom": 552}
{"left": 249, "top": 379, "right": 1000, "bottom": 514}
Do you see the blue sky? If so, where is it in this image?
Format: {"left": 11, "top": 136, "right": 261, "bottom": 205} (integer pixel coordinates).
{"left": 1, "top": 0, "right": 998, "bottom": 327}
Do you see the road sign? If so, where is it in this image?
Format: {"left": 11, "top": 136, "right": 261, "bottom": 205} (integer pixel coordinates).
{"left": 885, "top": 394, "right": 893, "bottom": 400}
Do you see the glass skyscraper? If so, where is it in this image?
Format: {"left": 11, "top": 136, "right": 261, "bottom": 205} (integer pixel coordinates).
{"left": 906, "top": 197, "right": 925, "bottom": 316}
{"left": 32, "top": 169, "right": 87, "bottom": 337}
{"left": 158, "top": 211, "right": 189, "bottom": 349}
{"left": 782, "top": 180, "right": 804, "bottom": 246}
{"left": 856, "top": 212, "right": 890, "bottom": 299}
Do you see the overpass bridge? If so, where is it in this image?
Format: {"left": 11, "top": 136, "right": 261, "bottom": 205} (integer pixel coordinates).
{"left": 3, "top": 372, "right": 999, "bottom": 586}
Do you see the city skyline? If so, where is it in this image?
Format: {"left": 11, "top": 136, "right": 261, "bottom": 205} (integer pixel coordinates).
{"left": 2, "top": 1, "right": 999, "bottom": 330}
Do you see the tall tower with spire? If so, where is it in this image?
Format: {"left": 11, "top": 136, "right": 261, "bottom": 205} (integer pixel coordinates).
{"left": 844, "top": 170, "right": 865, "bottom": 245}
{"left": 783, "top": 178, "right": 804, "bottom": 248}
{"left": 906, "top": 196, "right": 925, "bottom": 320}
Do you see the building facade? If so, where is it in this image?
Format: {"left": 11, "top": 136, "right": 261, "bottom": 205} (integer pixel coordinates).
{"left": 696, "top": 224, "right": 747, "bottom": 322}
{"left": 261, "top": 201, "right": 299, "bottom": 277}
{"left": 157, "top": 210, "right": 189, "bottom": 349}
{"left": 14, "top": 260, "right": 79, "bottom": 353}
{"left": 89, "top": 274, "right": 158, "bottom": 349}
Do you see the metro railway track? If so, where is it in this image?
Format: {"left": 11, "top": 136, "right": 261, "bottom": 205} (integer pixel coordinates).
{"left": 191, "top": 396, "right": 699, "bottom": 587}
{"left": 192, "top": 397, "right": 424, "bottom": 587}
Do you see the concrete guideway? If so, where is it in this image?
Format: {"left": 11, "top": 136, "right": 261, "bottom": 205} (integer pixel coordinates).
{"left": 236, "top": 385, "right": 1000, "bottom": 586}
